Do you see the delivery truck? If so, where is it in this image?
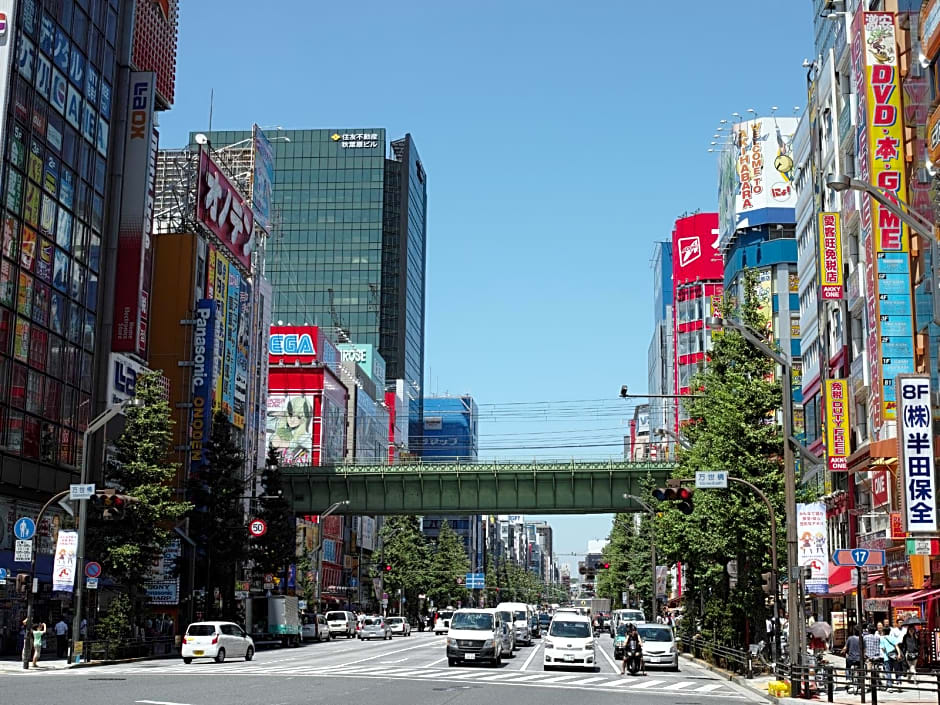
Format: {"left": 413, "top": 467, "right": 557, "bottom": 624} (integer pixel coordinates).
{"left": 246, "top": 595, "right": 302, "bottom": 647}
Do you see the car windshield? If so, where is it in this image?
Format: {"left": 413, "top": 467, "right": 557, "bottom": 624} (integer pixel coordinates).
{"left": 451, "top": 612, "right": 494, "bottom": 630}
{"left": 539, "top": 614, "right": 551, "bottom": 623}
{"left": 513, "top": 610, "right": 526, "bottom": 621}
{"left": 388, "top": 618, "right": 403, "bottom": 624}
{"left": 498, "top": 611, "right": 511, "bottom": 623}
{"left": 549, "top": 621, "right": 591, "bottom": 638}
{"left": 638, "top": 627, "right": 673, "bottom": 642}
{"left": 187, "top": 625, "right": 216, "bottom": 636}
{"left": 437, "top": 611, "right": 453, "bottom": 620}
{"left": 326, "top": 612, "right": 346, "bottom": 620}
{"left": 364, "top": 618, "right": 380, "bottom": 626}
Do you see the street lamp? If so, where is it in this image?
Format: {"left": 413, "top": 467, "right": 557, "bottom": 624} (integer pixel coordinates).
{"left": 706, "top": 315, "right": 803, "bottom": 670}
{"left": 623, "top": 493, "right": 658, "bottom": 617}
{"left": 69, "top": 397, "right": 143, "bottom": 663}
{"left": 826, "top": 174, "right": 935, "bottom": 238}
{"left": 314, "top": 500, "right": 350, "bottom": 612}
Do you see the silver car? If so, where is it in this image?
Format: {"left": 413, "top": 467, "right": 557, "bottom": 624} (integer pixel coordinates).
{"left": 387, "top": 616, "right": 411, "bottom": 636}
{"left": 358, "top": 616, "right": 392, "bottom": 640}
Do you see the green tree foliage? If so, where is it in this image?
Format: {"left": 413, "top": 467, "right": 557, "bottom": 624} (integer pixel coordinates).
{"left": 378, "top": 515, "right": 431, "bottom": 618}
{"left": 96, "top": 593, "right": 133, "bottom": 647}
{"left": 295, "top": 553, "right": 316, "bottom": 607}
{"left": 251, "top": 446, "right": 296, "bottom": 575}
{"left": 655, "top": 269, "right": 786, "bottom": 645}
{"left": 187, "top": 411, "right": 248, "bottom": 620}
{"left": 598, "top": 511, "right": 654, "bottom": 611}
{"left": 86, "top": 371, "right": 191, "bottom": 601}
{"left": 426, "top": 521, "right": 470, "bottom": 608}
{"left": 490, "top": 555, "right": 543, "bottom": 604}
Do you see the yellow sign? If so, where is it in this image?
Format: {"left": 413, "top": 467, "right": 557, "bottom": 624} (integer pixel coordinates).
{"left": 331, "top": 133, "right": 341, "bottom": 141}
{"left": 74, "top": 641, "right": 83, "bottom": 654}
{"left": 824, "top": 379, "right": 850, "bottom": 471}
{"left": 817, "top": 212, "right": 844, "bottom": 300}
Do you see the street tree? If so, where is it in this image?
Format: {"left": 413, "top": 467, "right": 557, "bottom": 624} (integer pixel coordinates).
{"left": 655, "top": 268, "right": 787, "bottom": 645}
{"left": 378, "top": 515, "right": 431, "bottom": 619}
{"left": 188, "top": 411, "right": 248, "bottom": 620}
{"left": 86, "top": 371, "right": 191, "bottom": 604}
{"left": 251, "top": 446, "right": 296, "bottom": 577}
{"left": 426, "top": 521, "right": 470, "bottom": 608}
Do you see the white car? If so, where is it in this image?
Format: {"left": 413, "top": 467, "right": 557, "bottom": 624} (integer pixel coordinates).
{"left": 433, "top": 608, "right": 455, "bottom": 634}
{"left": 387, "top": 616, "right": 412, "bottom": 636}
{"left": 302, "top": 614, "right": 332, "bottom": 642}
{"left": 637, "top": 624, "right": 679, "bottom": 671}
{"left": 446, "top": 608, "right": 504, "bottom": 666}
{"left": 496, "top": 602, "right": 532, "bottom": 646}
{"left": 543, "top": 614, "right": 595, "bottom": 670}
{"left": 325, "top": 610, "right": 357, "bottom": 638}
{"left": 182, "top": 621, "right": 255, "bottom": 664}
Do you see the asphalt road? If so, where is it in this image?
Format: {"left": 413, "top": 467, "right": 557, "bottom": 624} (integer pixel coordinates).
{"left": 0, "top": 631, "right": 770, "bottom": 705}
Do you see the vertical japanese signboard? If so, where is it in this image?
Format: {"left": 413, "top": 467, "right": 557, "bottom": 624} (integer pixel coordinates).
{"left": 52, "top": 529, "right": 78, "bottom": 592}
{"left": 896, "top": 375, "right": 938, "bottom": 533}
{"left": 196, "top": 148, "right": 255, "bottom": 270}
{"left": 190, "top": 299, "right": 219, "bottom": 475}
{"left": 825, "top": 379, "right": 850, "bottom": 471}
{"left": 251, "top": 124, "right": 275, "bottom": 233}
{"left": 797, "top": 502, "right": 829, "bottom": 594}
{"left": 818, "top": 212, "right": 844, "bottom": 300}
{"left": 852, "top": 11, "right": 916, "bottom": 433}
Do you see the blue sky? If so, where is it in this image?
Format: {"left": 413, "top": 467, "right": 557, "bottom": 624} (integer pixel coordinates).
{"left": 160, "top": 1, "right": 814, "bottom": 576}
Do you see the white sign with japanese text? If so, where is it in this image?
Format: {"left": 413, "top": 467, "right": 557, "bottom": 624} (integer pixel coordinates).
{"left": 897, "top": 375, "right": 938, "bottom": 533}
{"left": 695, "top": 471, "right": 728, "bottom": 489}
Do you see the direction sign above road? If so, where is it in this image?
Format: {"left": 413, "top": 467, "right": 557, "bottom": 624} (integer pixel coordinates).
{"left": 832, "top": 548, "right": 886, "bottom": 567}
{"left": 14, "top": 517, "right": 35, "bottom": 540}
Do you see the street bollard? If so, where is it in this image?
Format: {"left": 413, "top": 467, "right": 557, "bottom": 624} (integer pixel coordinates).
{"left": 826, "top": 665, "right": 834, "bottom": 703}
{"left": 746, "top": 652, "right": 753, "bottom": 679}
{"left": 870, "top": 665, "right": 878, "bottom": 705}
{"left": 860, "top": 662, "right": 866, "bottom": 704}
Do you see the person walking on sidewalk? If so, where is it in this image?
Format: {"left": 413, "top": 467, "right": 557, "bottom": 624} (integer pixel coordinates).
{"left": 864, "top": 625, "right": 883, "bottom": 688}
{"left": 53, "top": 618, "right": 68, "bottom": 658}
{"left": 841, "top": 627, "right": 862, "bottom": 691}
{"left": 902, "top": 625, "right": 921, "bottom": 682}
{"left": 880, "top": 625, "right": 903, "bottom": 691}
{"left": 30, "top": 622, "right": 46, "bottom": 667}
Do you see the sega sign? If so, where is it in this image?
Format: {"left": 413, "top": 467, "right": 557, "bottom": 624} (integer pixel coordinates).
{"left": 268, "top": 325, "right": 319, "bottom": 365}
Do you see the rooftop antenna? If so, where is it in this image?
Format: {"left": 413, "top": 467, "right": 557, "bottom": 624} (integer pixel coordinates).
{"left": 208, "top": 88, "right": 214, "bottom": 132}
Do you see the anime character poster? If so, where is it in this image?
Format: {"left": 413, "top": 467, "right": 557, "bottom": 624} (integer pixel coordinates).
{"left": 266, "top": 394, "right": 315, "bottom": 466}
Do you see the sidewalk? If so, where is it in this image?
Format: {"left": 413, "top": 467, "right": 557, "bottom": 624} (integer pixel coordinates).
{"left": 0, "top": 655, "right": 71, "bottom": 673}
{"left": 681, "top": 652, "right": 939, "bottom": 704}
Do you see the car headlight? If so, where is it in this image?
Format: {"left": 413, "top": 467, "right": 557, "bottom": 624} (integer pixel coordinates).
{"left": 543, "top": 639, "right": 553, "bottom": 648}
{"left": 585, "top": 641, "right": 594, "bottom": 650}
{"left": 446, "top": 637, "right": 455, "bottom": 646}
{"left": 670, "top": 645, "right": 677, "bottom": 653}
{"left": 483, "top": 639, "right": 494, "bottom": 647}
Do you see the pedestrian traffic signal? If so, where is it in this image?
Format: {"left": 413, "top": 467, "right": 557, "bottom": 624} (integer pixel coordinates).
{"left": 652, "top": 485, "right": 694, "bottom": 515}
{"left": 89, "top": 489, "right": 138, "bottom": 520}
{"left": 761, "top": 571, "right": 773, "bottom": 594}
{"left": 15, "top": 573, "right": 27, "bottom": 593}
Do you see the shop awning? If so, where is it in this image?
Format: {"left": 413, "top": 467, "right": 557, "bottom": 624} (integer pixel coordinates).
{"left": 890, "top": 587, "right": 940, "bottom": 607}
{"left": 826, "top": 563, "right": 880, "bottom": 596}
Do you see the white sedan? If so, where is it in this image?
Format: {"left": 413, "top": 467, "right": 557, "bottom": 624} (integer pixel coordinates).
{"left": 182, "top": 621, "right": 255, "bottom": 664}
{"left": 387, "top": 616, "right": 412, "bottom": 636}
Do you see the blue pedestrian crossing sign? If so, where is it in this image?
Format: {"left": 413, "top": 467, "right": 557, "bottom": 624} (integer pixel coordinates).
{"left": 0, "top": 567, "right": 7, "bottom": 580}
{"left": 13, "top": 517, "right": 35, "bottom": 541}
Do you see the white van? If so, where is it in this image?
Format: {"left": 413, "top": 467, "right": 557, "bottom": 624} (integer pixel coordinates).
{"left": 612, "top": 608, "right": 646, "bottom": 635}
{"left": 433, "top": 607, "right": 455, "bottom": 634}
{"left": 496, "top": 602, "right": 532, "bottom": 646}
{"left": 446, "top": 608, "right": 504, "bottom": 666}
{"left": 325, "top": 610, "right": 357, "bottom": 638}
{"left": 543, "top": 613, "right": 595, "bottom": 670}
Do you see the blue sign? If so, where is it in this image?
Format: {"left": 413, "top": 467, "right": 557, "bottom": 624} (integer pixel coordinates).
{"left": 14, "top": 517, "right": 36, "bottom": 540}
{"left": 832, "top": 548, "right": 886, "bottom": 567}
{"left": 0, "top": 567, "right": 8, "bottom": 580}
{"left": 465, "top": 573, "right": 485, "bottom": 589}
{"left": 84, "top": 562, "right": 102, "bottom": 579}
{"left": 190, "top": 299, "right": 219, "bottom": 475}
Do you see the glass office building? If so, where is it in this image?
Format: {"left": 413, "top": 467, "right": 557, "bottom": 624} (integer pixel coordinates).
{"left": 197, "top": 129, "right": 427, "bottom": 425}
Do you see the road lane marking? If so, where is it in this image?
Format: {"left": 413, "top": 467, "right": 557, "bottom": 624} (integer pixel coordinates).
{"left": 475, "top": 672, "right": 525, "bottom": 680}
{"left": 598, "top": 646, "right": 621, "bottom": 673}
{"left": 695, "top": 683, "right": 724, "bottom": 692}
{"left": 537, "top": 674, "right": 583, "bottom": 682}
{"left": 664, "top": 680, "right": 695, "bottom": 690}
{"left": 380, "top": 659, "right": 407, "bottom": 664}
{"left": 520, "top": 643, "right": 542, "bottom": 671}
{"left": 564, "top": 676, "right": 608, "bottom": 685}
{"left": 330, "top": 639, "right": 440, "bottom": 668}
{"left": 425, "top": 656, "right": 447, "bottom": 667}
{"left": 136, "top": 701, "right": 194, "bottom": 705}
{"left": 625, "top": 679, "right": 665, "bottom": 688}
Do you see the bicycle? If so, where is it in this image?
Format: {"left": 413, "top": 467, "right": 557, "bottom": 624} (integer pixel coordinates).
{"left": 845, "top": 660, "right": 863, "bottom": 694}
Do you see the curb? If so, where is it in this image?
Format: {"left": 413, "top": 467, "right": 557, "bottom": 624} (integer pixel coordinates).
{"left": 69, "top": 654, "right": 177, "bottom": 668}
{"left": 680, "top": 653, "right": 776, "bottom": 696}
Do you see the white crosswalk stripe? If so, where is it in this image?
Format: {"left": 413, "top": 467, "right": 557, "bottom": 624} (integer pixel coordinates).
{"left": 67, "top": 660, "right": 747, "bottom": 697}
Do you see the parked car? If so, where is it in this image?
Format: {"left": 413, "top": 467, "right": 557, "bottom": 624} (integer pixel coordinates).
{"left": 182, "top": 621, "right": 255, "bottom": 664}
{"left": 387, "top": 616, "right": 412, "bottom": 636}
{"left": 302, "top": 614, "right": 331, "bottom": 643}
{"left": 446, "top": 608, "right": 504, "bottom": 666}
{"left": 543, "top": 614, "right": 595, "bottom": 670}
{"left": 496, "top": 602, "right": 532, "bottom": 646}
{"left": 325, "top": 610, "right": 357, "bottom": 638}
{"left": 359, "top": 616, "right": 392, "bottom": 640}
{"left": 497, "top": 609, "right": 516, "bottom": 653}
{"left": 637, "top": 624, "right": 679, "bottom": 671}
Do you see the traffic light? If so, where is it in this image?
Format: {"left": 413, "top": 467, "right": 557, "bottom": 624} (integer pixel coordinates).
{"left": 652, "top": 484, "right": 694, "bottom": 515}
{"left": 761, "top": 571, "right": 774, "bottom": 595}
{"left": 384, "top": 564, "right": 392, "bottom": 572}
{"left": 89, "top": 489, "right": 138, "bottom": 520}
{"left": 601, "top": 562, "right": 610, "bottom": 569}
{"left": 15, "top": 573, "right": 27, "bottom": 593}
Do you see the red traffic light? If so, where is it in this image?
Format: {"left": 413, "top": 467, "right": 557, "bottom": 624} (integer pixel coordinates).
{"left": 602, "top": 562, "right": 610, "bottom": 569}
{"left": 384, "top": 564, "right": 392, "bottom": 572}
{"left": 676, "top": 487, "right": 692, "bottom": 502}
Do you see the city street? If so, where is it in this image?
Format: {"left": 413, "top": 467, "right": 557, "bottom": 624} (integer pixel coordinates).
{"left": 0, "top": 632, "right": 768, "bottom": 705}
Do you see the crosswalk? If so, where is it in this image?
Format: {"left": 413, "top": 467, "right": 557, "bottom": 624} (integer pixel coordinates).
{"left": 78, "top": 661, "right": 746, "bottom": 698}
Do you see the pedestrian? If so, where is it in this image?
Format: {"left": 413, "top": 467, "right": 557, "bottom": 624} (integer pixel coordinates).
{"left": 890, "top": 616, "right": 906, "bottom": 642}
{"left": 902, "top": 625, "right": 920, "bottom": 682}
{"left": 863, "top": 624, "right": 882, "bottom": 675}
{"left": 79, "top": 617, "right": 87, "bottom": 640}
{"left": 53, "top": 618, "right": 68, "bottom": 658}
{"left": 880, "top": 625, "right": 903, "bottom": 690}
{"left": 30, "top": 622, "right": 46, "bottom": 667}
{"left": 841, "top": 626, "right": 862, "bottom": 690}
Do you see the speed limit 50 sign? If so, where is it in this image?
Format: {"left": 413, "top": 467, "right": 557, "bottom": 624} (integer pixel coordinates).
{"left": 248, "top": 518, "right": 267, "bottom": 538}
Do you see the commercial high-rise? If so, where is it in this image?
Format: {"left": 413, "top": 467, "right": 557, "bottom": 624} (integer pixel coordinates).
{"left": 195, "top": 129, "right": 428, "bottom": 425}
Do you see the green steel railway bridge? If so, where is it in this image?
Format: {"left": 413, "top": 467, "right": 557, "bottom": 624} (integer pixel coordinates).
{"left": 282, "top": 460, "right": 677, "bottom": 515}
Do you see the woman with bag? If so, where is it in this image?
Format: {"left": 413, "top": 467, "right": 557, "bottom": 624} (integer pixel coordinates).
{"left": 880, "top": 625, "right": 903, "bottom": 691}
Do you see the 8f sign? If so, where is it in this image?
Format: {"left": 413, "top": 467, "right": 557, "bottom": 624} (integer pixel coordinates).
{"left": 897, "top": 375, "right": 938, "bottom": 533}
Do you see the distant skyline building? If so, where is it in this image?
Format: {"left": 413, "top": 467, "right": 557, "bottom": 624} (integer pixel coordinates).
{"left": 191, "top": 128, "right": 428, "bottom": 426}
{"left": 415, "top": 395, "right": 478, "bottom": 460}
{"left": 647, "top": 240, "right": 674, "bottom": 454}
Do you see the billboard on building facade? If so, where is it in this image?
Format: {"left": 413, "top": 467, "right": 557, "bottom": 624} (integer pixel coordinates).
{"left": 222, "top": 266, "right": 241, "bottom": 420}
{"left": 233, "top": 277, "right": 251, "bottom": 429}
{"left": 131, "top": 0, "right": 178, "bottom": 108}
{"left": 212, "top": 250, "right": 229, "bottom": 411}
{"left": 337, "top": 343, "right": 386, "bottom": 391}
{"left": 818, "top": 212, "right": 844, "bottom": 300}
{"left": 267, "top": 394, "right": 315, "bottom": 466}
{"left": 824, "top": 379, "right": 850, "bottom": 471}
{"left": 196, "top": 148, "right": 255, "bottom": 271}
{"left": 853, "top": 10, "right": 916, "bottom": 433}
{"left": 0, "top": 1, "right": 18, "bottom": 215}
{"left": 190, "top": 299, "right": 219, "bottom": 475}
{"left": 269, "top": 325, "right": 319, "bottom": 365}
{"left": 718, "top": 116, "right": 798, "bottom": 239}
{"left": 797, "top": 502, "right": 829, "bottom": 594}
{"left": 671, "top": 213, "right": 722, "bottom": 287}
{"left": 251, "top": 124, "right": 275, "bottom": 233}
{"left": 896, "top": 375, "right": 938, "bottom": 533}
{"left": 106, "top": 353, "right": 151, "bottom": 404}
{"left": 112, "top": 71, "right": 157, "bottom": 358}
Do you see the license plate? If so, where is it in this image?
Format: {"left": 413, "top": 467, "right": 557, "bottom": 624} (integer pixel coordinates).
{"left": 564, "top": 654, "right": 575, "bottom": 662}
{"left": 465, "top": 653, "right": 475, "bottom": 660}
{"left": 193, "top": 650, "right": 204, "bottom": 656}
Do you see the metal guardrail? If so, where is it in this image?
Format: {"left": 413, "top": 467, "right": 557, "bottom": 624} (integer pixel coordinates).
{"left": 79, "top": 637, "right": 177, "bottom": 663}
{"left": 679, "top": 635, "right": 753, "bottom": 677}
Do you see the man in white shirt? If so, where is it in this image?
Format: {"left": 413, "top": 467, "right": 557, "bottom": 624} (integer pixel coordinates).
{"left": 53, "top": 618, "right": 68, "bottom": 658}
{"left": 890, "top": 617, "right": 907, "bottom": 642}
